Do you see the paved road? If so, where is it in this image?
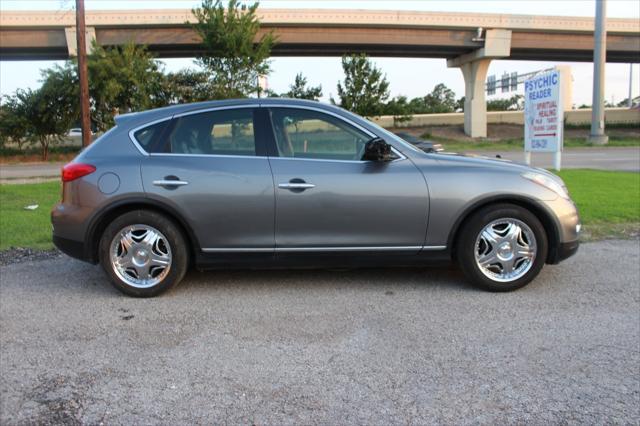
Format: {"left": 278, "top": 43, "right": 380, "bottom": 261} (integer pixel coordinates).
{"left": 0, "top": 162, "right": 62, "bottom": 182}
{"left": 1, "top": 240, "right": 638, "bottom": 424}
{"left": 467, "top": 147, "right": 640, "bottom": 172}
{"left": 0, "top": 147, "right": 638, "bottom": 184}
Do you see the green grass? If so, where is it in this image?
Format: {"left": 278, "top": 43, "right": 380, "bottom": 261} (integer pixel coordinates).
{"left": 554, "top": 169, "right": 639, "bottom": 241}
{"left": 432, "top": 136, "right": 640, "bottom": 152}
{"left": 555, "top": 169, "right": 640, "bottom": 224}
{"left": 0, "top": 181, "right": 60, "bottom": 250}
{"left": 0, "top": 169, "right": 638, "bottom": 251}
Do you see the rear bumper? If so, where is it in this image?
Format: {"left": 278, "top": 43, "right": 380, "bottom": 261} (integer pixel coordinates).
{"left": 548, "top": 239, "right": 579, "bottom": 264}
{"left": 53, "top": 234, "right": 94, "bottom": 264}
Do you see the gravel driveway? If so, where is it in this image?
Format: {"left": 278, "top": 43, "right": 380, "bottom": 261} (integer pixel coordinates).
{"left": 1, "top": 240, "right": 639, "bottom": 424}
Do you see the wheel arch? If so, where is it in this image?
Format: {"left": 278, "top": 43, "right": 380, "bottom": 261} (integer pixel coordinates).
{"left": 447, "top": 195, "right": 561, "bottom": 264}
{"left": 84, "top": 197, "right": 200, "bottom": 265}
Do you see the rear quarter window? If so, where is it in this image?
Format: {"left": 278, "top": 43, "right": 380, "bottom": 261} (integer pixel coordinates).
{"left": 132, "top": 120, "right": 170, "bottom": 153}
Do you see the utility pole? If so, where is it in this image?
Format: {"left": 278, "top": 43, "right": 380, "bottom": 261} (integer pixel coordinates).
{"left": 588, "top": 0, "right": 608, "bottom": 144}
{"left": 76, "top": 0, "right": 91, "bottom": 147}
{"left": 629, "top": 63, "right": 633, "bottom": 108}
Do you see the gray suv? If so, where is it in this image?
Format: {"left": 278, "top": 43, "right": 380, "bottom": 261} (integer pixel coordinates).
{"left": 52, "top": 99, "right": 580, "bottom": 297}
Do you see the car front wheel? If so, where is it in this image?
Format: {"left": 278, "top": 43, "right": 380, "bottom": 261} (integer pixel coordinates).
{"left": 458, "top": 204, "right": 548, "bottom": 292}
{"left": 99, "top": 210, "right": 188, "bottom": 297}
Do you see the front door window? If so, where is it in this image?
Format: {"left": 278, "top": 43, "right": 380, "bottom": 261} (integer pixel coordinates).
{"left": 270, "top": 108, "right": 370, "bottom": 161}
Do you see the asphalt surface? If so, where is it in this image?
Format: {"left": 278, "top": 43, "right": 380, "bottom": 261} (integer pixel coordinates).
{"left": 0, "top": 147, "right": 638, "bottom": 184}
{"left": 467, "top": 147, "right": 640, "bottom": 172}
{"left": 1, "top": 240, "right": 639, "bottom": 424}
{"left": 0, "top": 163, "right": 62, "bottom": 182}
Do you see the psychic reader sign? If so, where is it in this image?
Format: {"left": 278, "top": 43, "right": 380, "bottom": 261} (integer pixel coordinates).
{"left": 524, "top": 70, "right": 564, "bottom": 153}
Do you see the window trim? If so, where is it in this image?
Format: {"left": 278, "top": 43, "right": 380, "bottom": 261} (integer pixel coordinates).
{"left": 264, "top": 105, "right": 406, "bottom": 163}
{"left": 127, "top": 103, "right": 406, "bottom": 162}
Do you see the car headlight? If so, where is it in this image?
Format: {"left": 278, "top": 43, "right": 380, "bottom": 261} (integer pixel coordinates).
{"left": 522, "top": 172, "right": 570, "bottom": 199}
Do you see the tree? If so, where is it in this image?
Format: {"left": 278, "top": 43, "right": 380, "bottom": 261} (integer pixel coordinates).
{"left": 335, "top": 54, "right": 390, "bottom": 117}
{"left": 264, "top": 89, "right": 281, "bottom": 98}
{"left": 41, "top": 42, "right": 168, "bottom": 132}
{"left": 422, "top": 83, "right": 457, "bottom": 113}
{"left": 161, "top": 69, "right": 211, "bottom": 104}
{"left": 408, "top": 96, "right": 426, "bottom": 114}
{"left": 1, "top": 65, "right": 77, "bottom": 158}
{"left": 284, "top": 73, "right": 322, "bottom": 100}
{"left": 616, "top": 98, "right": 630, "bottom": 107}
{"left": 0, "top": 96, "right": 31, "bottom": 152}
{"left": 191, "top": 0, "right": 276, "bottom": 99}
{"left": 486, "top": 94, "right": 524, "bottom": 111}
{"left": 15, "top": 81, "right": 76, "bottom": 160}
{"left": 88, "top": 42, "right": 167, "bottom": 131}
{"left": 383, "top": 96, "right": 413, "bottom": 127}
{"left": 402, "top": 85, "right": 459, "bottom": 115}
{"left": 40, "top": 62, "right": 81, "bottom": 122}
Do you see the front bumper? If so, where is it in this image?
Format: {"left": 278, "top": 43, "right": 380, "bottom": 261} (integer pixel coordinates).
{"left": 540, "top": 195, "right": 581, "bottom": 264}
{"left": 548, "top": 239, "right": 579, "bottom": 264}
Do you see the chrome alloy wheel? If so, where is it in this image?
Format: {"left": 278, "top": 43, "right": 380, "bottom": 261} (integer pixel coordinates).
{"left": 109, "top": 224, "right": 172, "bottom": 288}
{"left": 474, "top": 218, "right": 537, "bottom": 283}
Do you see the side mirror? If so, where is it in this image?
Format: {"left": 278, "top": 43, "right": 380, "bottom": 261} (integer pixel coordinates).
{"left": 362, "top": 138, "right": 394, "bottom": 162}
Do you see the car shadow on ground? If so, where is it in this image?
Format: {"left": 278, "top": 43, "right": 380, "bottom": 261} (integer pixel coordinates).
{"left": 2, "top": 256, "right": 480, "bottom": 298}
{"left": 179, "top": 265, "right": 476, "bottom": 295}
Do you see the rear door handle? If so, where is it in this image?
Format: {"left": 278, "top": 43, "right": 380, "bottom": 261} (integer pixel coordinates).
{"left": 153, "top": 180, "right": 189, "bottom": 186}
{"left": 153, "top": 176, "right": 189, "bottom": 187}
{"left": 278, "top": 182, "right": 315, "bottom": 190}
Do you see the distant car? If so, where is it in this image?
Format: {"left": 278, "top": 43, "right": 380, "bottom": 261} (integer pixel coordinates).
{"left": 67, "top": 128, "right": 93, "bottom": 137}
{"left": 52, "top": 99, "right": 580, "bottom": 297}
{"left": 393, "top": 132, "right": 443, "bottom": 153}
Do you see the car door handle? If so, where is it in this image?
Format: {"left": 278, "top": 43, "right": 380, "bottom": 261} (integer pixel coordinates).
{"left": 278, "top": 182, "right": 315, "bottom": 190}
{"left": 153, "top": 179, "right": 189, "bottom": 187}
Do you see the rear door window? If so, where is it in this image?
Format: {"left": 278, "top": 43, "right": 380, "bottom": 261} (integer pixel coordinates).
{"left": 167, "top": 108, "right": 257, "bottom": 156}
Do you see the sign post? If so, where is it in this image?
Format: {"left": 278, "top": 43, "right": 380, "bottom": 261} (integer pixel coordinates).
{"left": 524, "top": 69, "right": 564, "bottom": 170}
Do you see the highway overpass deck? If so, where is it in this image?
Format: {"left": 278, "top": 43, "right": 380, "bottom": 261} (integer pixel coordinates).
{"left": 1, "top": 9, "right": 639, "bottom": 62}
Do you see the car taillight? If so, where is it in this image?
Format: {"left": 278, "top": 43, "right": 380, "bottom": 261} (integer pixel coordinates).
{"left": 62, "top": 163, "right": 96, "bottom": 182}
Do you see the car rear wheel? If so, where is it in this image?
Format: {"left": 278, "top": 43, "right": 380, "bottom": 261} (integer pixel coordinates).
{"left": 457, "top": 204, "right": 548, "bottom": 292}
{"left": 99, "top": 210, "right": 188, "bottom": 297}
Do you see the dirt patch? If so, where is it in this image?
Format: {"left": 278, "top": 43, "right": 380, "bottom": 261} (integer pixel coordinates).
{"left": 0, "top": 152, "right": 77, "bottom": 165}
{"left": 22, "top": 373, "right": 102, "bottom": 425}
{"left": 580, "top": 222, "right": 640, "bottom": 242}
{"left": 0, "top": 247, "right": 62, "bottom": 266}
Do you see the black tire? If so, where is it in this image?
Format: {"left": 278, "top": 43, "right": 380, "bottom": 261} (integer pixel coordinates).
{"left": 457, "top": 203, "right": 548, "bottom": 292}
{"left": 99, "top": 210, "right": 189, "bottom": 297}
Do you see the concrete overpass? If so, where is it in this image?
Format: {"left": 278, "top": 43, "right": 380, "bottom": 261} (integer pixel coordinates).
{"left": 1, "top": 9, "right": 639, "bottom": 137}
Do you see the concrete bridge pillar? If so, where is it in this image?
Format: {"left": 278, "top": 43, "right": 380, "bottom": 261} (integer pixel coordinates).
{"left": 459, "top": 59, "right": 492, "bottom": 138}
{"left": 64, "top": 26, "right": 96, "bottom": 56}
{"left": 447, "top": 29, "right": 512, "bottom": 138}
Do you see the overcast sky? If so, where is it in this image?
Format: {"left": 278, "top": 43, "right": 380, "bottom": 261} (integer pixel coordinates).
{"left": 1, "top": 0, "right": 639, "bottom": 106}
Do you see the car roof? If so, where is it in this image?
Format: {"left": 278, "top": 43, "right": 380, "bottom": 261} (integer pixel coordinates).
{"left": 114, "top": 98, "right": 344, "bottom": 130}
